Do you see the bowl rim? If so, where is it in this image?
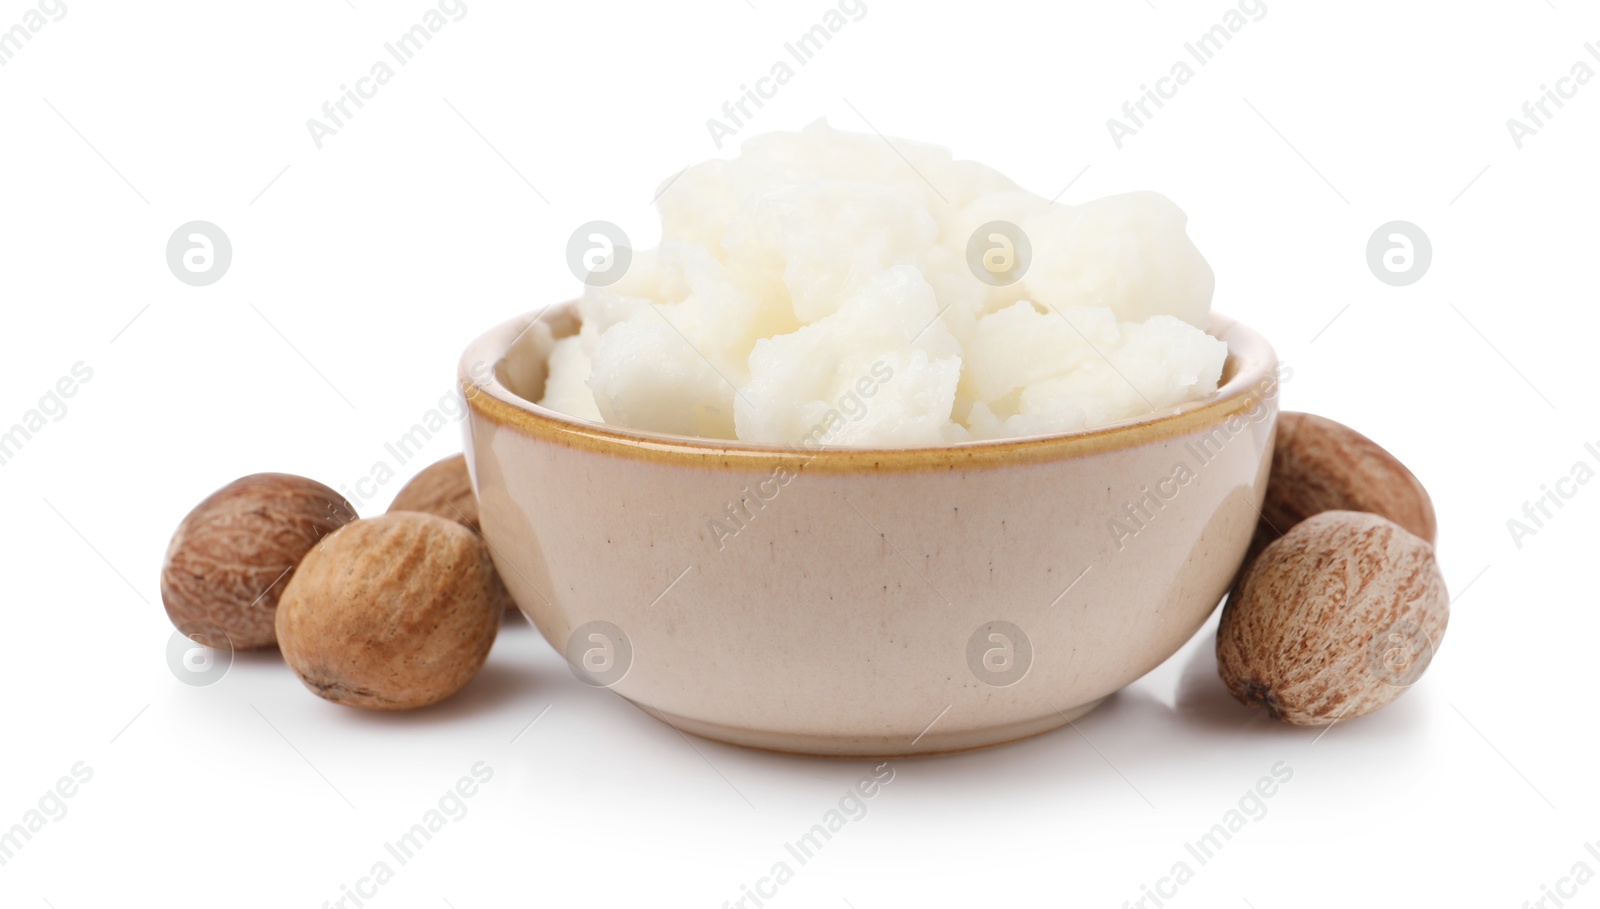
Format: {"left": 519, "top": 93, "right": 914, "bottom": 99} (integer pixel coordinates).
{"left": 460, "top": 302, "right": 1282, "bottom": 472}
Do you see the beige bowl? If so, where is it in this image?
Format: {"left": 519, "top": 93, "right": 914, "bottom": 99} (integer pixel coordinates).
{"left": 460, "top": 306, "right": 1281, "bottom": 757}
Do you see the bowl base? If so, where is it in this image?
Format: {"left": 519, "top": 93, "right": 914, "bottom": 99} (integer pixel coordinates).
{"left": 635, "top": 697, "right": 1110, "bottom": 759}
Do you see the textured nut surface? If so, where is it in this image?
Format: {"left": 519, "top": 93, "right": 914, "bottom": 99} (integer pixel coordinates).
{"left": 388, "top": 454, "right": 479, "bottom": 533}
{"left": 387, "top": 453, "right": 519, "bottom": 621}
{"left": 276, "top": 512, "right": 504, "bottom": 710}
{"left": 1259, "top": 411, "right": 1436, "bottom": 544}
{"left": 1217, "top": 510, "right": 1448, "bottom": 726}
{"left": 161, "top": 473, "right": 358, "bottom": 650}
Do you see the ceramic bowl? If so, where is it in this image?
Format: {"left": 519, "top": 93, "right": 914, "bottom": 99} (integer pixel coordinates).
{"left": 460, "top": 305, "right": 1281, "bottom": 757}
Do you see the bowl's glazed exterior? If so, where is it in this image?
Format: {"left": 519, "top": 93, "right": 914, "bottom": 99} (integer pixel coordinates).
{"left": 461, "top": 306, "right": 1282, "bottom": 757}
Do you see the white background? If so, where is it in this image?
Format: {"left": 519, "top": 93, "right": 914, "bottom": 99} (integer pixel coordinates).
{"left": 2, "top": 1, "right": 1596, "bottom": 906}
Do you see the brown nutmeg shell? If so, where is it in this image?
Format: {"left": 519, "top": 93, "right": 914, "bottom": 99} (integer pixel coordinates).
{"left": 275, "top": 512, "right": 504, "bottom": 710}
{"left": 388, "top": 454, "right": 479, "bottom": 533}
{"left": 1218, "top": 510, "right": 1448, "bottom": 726}
{"left": 1259, "top": 411, "right": 1437, "bottom": 544}
{"left": 161, "top": 473, "right": 358, "bottom": 650}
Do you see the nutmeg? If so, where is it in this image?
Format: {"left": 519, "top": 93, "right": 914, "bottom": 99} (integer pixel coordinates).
{"left": 160, "top": 473, "right": 358, "bottom": 650}
{"left": 388, "top": 454, "right": 479, "bottom": 533}
{"left": 388, "top": 453, "right": 521, "bottom": 621}
{"left": 1258, "top": 411, "right": 1436, "bottom": 544}
{"left": 1217, "top": 510, "right": 1449, "bottom": 725}
{"left": 275, "top": 512, "right": 504, "bottom": 710}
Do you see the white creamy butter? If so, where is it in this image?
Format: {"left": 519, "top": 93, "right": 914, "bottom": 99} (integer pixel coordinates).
{"left": 538, "top": 120, "right": 1226, "bottom": 448}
